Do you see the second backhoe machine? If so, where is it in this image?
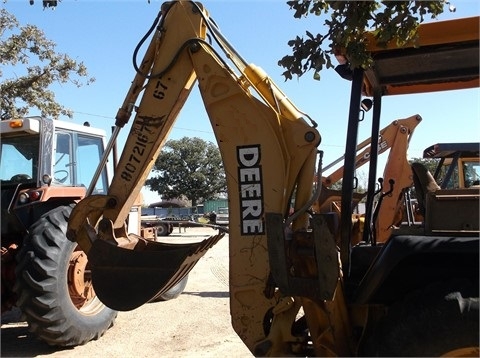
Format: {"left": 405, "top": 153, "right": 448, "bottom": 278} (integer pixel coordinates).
{"left": 67, "top": 2, "right": 479, "bottom": 356}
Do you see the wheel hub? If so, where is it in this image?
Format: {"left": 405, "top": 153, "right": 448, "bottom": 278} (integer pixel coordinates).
{"left": 68, "top": 250, "right": 94, "bottom": 307}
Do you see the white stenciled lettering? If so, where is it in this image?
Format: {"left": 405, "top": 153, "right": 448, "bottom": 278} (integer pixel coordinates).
{"left": 242, "top": 220, "right": 263, "bottom": 234}
{"left": 238, "top": 147, "right": 259, "bottom": 167}
{"left": 359, "top": 136, "right": 389, "bottom": 164}
{"left": 240, "top": 183, "right": 261, "bottom": 198}
{"left": 239, "top": 167, "right": 261, "bottom": 182}
{"left": 237, "top": 145, "right": 264, "bottom": 235}
{"left": 242, "top": 199, "right": 262, "bottom": 218}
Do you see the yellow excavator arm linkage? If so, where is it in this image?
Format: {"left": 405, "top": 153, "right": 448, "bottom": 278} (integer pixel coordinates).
{"left": 65, "top": 3, "right": 479, "bottom": 357}
{"left": 322, "top": 115, "right": 421, "bottom": 188}
{"left": 314, "top": 115, "right": 422, "bottom": 243}
{"left": 67, "top": 1, "right": 325, "bottom": 355}
{"left": 374, "top": 115, "right": 422, "bottom": 243}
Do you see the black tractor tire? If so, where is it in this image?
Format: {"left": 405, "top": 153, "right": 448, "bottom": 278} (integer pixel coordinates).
{"left": 156, "top": 223, "right": 171, "bottom": 237}
{"left": 150, "top": 275, "right": 189, "bottom": 302}
{"left": 363, "top": 279, "right": 479, "bottom": 357}
{"left": 14, "top": 205, "right": 117, "bottom": 347}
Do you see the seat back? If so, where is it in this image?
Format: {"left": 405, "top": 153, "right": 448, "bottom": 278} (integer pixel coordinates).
{"left": 410, "top": 162, "right": 440, "bottom": 215}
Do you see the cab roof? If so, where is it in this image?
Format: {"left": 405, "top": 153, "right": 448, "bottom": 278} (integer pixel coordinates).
{"left": 423, "top": 142, "right": 480, "bottom": 159}
{"left": 362, "top": 16, "right": 479, "bottom": 96}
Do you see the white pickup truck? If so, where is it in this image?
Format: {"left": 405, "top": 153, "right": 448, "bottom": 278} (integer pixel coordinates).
{"left": 216, "top": 207, "right": 229, "bottom": 226}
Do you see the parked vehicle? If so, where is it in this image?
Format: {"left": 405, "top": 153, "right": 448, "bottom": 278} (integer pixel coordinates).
{"left": 215, "top": 207, "right": 229, "bottom": 226}
{"left": 1, "top": 116, "right": 187, "bottom": 346}
{"left": 422, "top": 142, "right": 480, "bottom": 189}
{"left": 1, "top": 117, "right": 117, "bottom": 346}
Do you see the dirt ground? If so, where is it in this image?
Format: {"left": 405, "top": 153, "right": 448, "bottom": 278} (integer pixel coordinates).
{"left": 1, "top": 227, "right": 253, "bottom": 358}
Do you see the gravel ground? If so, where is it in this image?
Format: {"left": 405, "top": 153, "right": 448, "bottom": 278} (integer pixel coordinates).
{"left": 1, "top": 227, "right": 253, "bottom": 358}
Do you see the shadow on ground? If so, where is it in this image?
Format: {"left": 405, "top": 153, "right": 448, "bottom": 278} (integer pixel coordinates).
{"left": 1, "top": 324, "right": 74, "bottom": 357}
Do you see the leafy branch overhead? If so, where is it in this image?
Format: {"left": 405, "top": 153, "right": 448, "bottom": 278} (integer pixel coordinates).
{"left": 0, "top": 8, "right": 94, "bottom": 120}
{"left": 279, "top": 0, "right": 455, "bottom": 81}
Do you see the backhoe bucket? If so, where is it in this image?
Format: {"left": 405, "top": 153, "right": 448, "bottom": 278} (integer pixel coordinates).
{"left": 87, "top": 233, "right": 224, "bottom": 311}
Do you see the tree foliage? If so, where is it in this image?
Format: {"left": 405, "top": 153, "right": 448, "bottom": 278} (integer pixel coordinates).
{"left": 0, "top": 8, "right": 94, "bottom": 120}
{"left": 279, "top": 0, "right": 455, "bottom": 81}
{"left": 146, "top": 137, "right": 226, "bottom": 207}
{"left": 409, "top": 157, "right": 438, "bottom": 174}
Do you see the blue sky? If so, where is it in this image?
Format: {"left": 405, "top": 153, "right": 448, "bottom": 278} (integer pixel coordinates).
{"left": 3, "top": 0, "right": 480, "bottom": 204}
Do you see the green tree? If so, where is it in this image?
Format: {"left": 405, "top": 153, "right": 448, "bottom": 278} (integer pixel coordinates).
{"left": 409, "top": 157, "right": 438, "bottom": 174}
{"left": 146, "top": 137, "right": 226, "bottom": 207}
{"left": 279, "top": 1, "right": 455, "bottom": 80}
{"left": 0, "top": 8, "right": 94, "bottom": 120}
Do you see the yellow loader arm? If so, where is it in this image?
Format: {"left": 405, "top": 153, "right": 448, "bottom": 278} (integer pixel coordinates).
{"left": 373, "top": 115, "right": 422, "bottom": 243}
{"left": 314, "top": 115, "right": 422, "bottom": 244}
{"left": 67, "top": 2, "right": 329, "bottom": 355}
{"left": 322, "top": 115, "right": 421, "bottom": 189}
